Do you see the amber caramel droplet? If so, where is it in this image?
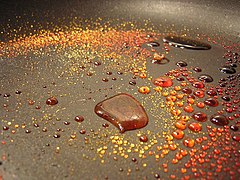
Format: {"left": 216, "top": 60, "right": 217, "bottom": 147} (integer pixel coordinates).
{"left": 3, "top": 93, "right": 10, "bottom": 97}
{"left": 196, "top": 102, "right": 205, "bottom": 108}
{"left": 64, "top": 121, "right": 70, "bottom": 125}
{"left": 182, "top": 88, "right": 192, "bottom": 94}
{"left": 175, "top": 121, "right": 187, "bottom": 130}
{"left": 131, "top": 157, "right": 137, "bottom": 162}
{"left": 154, "top": 173, "right": 160, "bottom": 179}
{"left": 46, "top": 97, "right": 58, "bottom": 105}
{"left": 176, "top": 61, "right": 187, "bottom": 67}
{"left": 232, "top": 135, "right": 240, "bottom": 142}
{"left": 139, "top": 73, "right": 147, "bottom": 79}
{"left": 193, "top": 67, "right": 202, "bottom": 72}
{"left": 94, "top": 93, "right": 149, "bottom": 133}
{"left": 192, "top": 112, "right": 207, "bottom": 122}
{"left": 102, "top": 123, "right": 109, "bottom": 128}
{"left": 198, "top": 74, "right": 213, "bottom": 83}
{"left": 28, "top": 99, "right": 35, "bottom": 105}
{"left": 138, "top": 86, "right": 151, "bottom": 94}
{"left": 3, "top": 126, "right": 9, "bottom": 131}
{"left": 129, "top": 80, "right": 136, "bottom": 86}
{"left": 53, "top": 134, "right": 60, "bottom": 138}
{"left": 210, "top": 114, "right": 229, "bottom": 126}
{"left": 102, "top": 78, "right": 108, "bottom": 82}
{"left": 140, "top": 135, "right": 148, "bottom": 142}
{"left": 94, "top": 61, "right": 101, "bottom": 66}
{"left": 75, "top": 115, "right": 84, "bottom": 122}
{"left": 221, "top": 96, "right": 230, "bottom": 102}
{"left": 152, "top": 76, "right": 173, "bottom": 87}
{"left": 188, "top": 122, "right": 202, "bottom": 132}
{"left": 194, "top": 90, "right": 205, "bottom": 98}
{"left": 183, "top": 138, "right": 195, "bottom": 148}
{"left": 87, "top": 72, "right": 93, "bottom": 76}
{"left": 230, "top": 125, "right": 239, "bottom": 131}
{"left": 172, "top": 130, "right": 185, "bottom": 139}
{"left": 219, "top": 66, "right": 236, "bottom": 74}
{"left": 15, "top": 90, "right": 22, "bottom": 94}
{"left": 106, "top": 71, "right": 112, "bottom": 75}
{"left": 184, "top": 105, "right": 194, "bottom": 113}
{"left": 80, "top": 129, "right": 86, "bottom": 134}
{"left": 192, "top": 82, "right": 205, "bottom": 89}
{"left": 204, "top": 98, "right": 219, "bottom": 107}
{"left": 206, "top": 90, "right": 217, "bottom": 96}
{"left": 187, "top": 98, "right": 195, "bottom": 104}
{"left": 177, "top": 77, "right": 184, "bottom": 81}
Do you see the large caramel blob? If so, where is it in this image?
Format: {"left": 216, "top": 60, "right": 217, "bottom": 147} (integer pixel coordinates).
{"left": 94, "top": 93, "right": 149, "bottom": 133}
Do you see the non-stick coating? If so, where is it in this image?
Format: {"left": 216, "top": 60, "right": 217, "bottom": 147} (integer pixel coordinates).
{"left": 1, "top": 0, "right": 240, "bottom": 38}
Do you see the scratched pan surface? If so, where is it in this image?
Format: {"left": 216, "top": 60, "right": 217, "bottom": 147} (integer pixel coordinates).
{"left": 0, "top": 0, "right": 240, "bottom": 180}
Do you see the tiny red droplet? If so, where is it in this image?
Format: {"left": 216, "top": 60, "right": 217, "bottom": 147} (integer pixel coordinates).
{"left": 152, "top": 76, "right": 173, "bottom": 87}
{"left": 140, "top": 135, "right": 148, "bottom": 142}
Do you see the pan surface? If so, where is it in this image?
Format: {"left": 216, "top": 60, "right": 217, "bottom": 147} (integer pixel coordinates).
{"left": 0, "top": 0, "right": 240, "bottom": 179}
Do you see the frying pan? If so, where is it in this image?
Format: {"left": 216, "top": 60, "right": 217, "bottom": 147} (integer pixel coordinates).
{"left": 0, "top": 0, "right": 239, "bottom": 179}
